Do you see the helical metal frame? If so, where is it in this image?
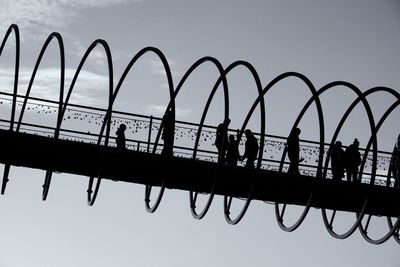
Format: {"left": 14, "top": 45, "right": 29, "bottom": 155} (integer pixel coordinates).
{"left": 0, "top": 24, "right": 399, "bottom": 244}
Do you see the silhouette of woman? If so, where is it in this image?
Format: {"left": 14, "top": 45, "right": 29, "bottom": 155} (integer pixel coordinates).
{"left": 161, "top": 110, "right": 174, "bottom": 156}
{"left": 330, "top": 141, "right": 345, "bottom": 181}
{"left": 116, "top": 123, "right": 127, "bottom": 149}
{"left": 226, "top": 129, "right": 240, "bottom": 167}
{"left": 215, "top": 118, "right": 231, "bottom": 163}
{"left": 344, "top": 138, "right": 361, "bottom": 183}
{"left": 241, "top": 129, "right": 258, "bottom": 169}
{"left": 287, "top": 128, "right": 301, "bottom": 175}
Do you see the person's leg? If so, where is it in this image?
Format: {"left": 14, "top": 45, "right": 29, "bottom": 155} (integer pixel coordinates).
{"left": 352, "top": 168, "right": 358, "bottom": 183}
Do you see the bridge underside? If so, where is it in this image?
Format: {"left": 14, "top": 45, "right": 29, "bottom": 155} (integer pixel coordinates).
{"left": 0, "top": 129, "right": 398, "bottom": 217}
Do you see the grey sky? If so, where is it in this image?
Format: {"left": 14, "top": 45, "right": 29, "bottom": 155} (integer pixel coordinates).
{"left": 0, "top": 0, "right": 399, "bottom": 266}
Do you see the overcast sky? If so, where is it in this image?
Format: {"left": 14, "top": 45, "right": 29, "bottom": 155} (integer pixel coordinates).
{"left": 0, "top": 1, "right": 399, "bottom": 266}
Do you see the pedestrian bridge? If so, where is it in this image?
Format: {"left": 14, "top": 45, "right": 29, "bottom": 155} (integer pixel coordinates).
{"left": 0, "top": 24, "right": 399, "bottom": 245}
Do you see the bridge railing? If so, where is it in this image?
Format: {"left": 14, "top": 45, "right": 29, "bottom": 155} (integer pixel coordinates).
{"left": 0, "top": 91, "right": 393, "bottom": 186}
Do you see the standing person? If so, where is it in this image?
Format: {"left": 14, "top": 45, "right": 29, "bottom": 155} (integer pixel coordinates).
{"left": 344, "top": 138, "right": 361, "bottom": 183}
{"left": 241, "top": 129, "right": 258, "bottom": 169}
{"left": 161, "top": 110, "right": 174, "bottom": 156}
{"left": 226, "top": 129, "right": 240, "bottom": 167}
{"left": 330, "top": 141, "right": 345, "bottom": 181}
{"left": 215, "top": 118, "right": 231, "bottom": 163}
{"left": 390, "top": 134, "right": 400, "bottom": 188}
{"left": 287, "top": 128, "right": 301, "bottom": 175}
{"left": 116, "top": 123, "right": 127, "bottom": 149}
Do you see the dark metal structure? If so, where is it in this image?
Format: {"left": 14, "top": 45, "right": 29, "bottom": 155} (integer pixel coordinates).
{"left": 0, "top": 24, "right": 399, "bottom": 245}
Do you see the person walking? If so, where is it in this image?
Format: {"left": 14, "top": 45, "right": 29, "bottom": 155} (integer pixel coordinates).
{"left": 344, "top": 138, "right": 361, "bottom": 183}
{"left": 330, "top": 141, "right": 345, "bottom": 181}
{"left": 287, "top": 128, "right": 301, "bottom": 175}
{"left": 241, "top": 129, "right": 258, "bottom": 169}
{"left": 226, "top": 130, "right": 240, "bottom": 167}
{"left": 116, "top": 123, "right": 127, "bottom": 149}
{"left": 215, "top": 118, "right": 230, "bottom": 163}
{"left": 161, "top": 110, "right": 174, "bottom": 156}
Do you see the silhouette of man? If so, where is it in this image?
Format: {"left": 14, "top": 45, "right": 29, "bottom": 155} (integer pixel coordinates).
{"left": 390, "top": 134, "right": 400, "bottom": 188}
{"left": 241, "top": 129, "right": 258, "bottom": 169}
{"left": 116, "top": 123, "right": 127, "bottom": 149}
{"left": 287, "top": 128, "right": 301, "bottom": 175}
{"left": 215, "top": 118, "right": 230, "bottom": 163}
{"left": 161, "top": 110, "right": 174, "bottom": 156}
{"left": 344, "top": 138, "right": 361, "bottom": 183}
{"left": 226, "top": 129, "right": 240, "bottom": 167}
{"left": 330, "top": 141, "right": 345, "bottom": 181}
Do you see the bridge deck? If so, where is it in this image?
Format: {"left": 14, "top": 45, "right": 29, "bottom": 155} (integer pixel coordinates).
{"left": 0, "top": 129, "right": 398, "bottom": 217}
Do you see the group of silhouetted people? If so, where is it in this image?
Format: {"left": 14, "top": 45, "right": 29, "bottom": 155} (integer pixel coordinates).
{"left": 329, "top": 139, "right": 361, "bottom": 182}
{"left": 215, "top": 119, "right": 259, "bottom": 169}
{"left": 114, "top": 113, "right": 400, "bottom": 188}
{"left": 287, "top": 127, "right": 363, "bottom": 182}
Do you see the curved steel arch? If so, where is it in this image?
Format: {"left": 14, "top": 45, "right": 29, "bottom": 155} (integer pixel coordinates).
{"left": 112, "top": 46, "right": 176, "bottom": 152}
{"left": 289, "top": 81, "right": 377, "bottom": 237}
{"left": 354, "top": 87, "right": 400, "bottom": 185}
{"left": 161, "top": 56, "right": 228, "bottom": 219}
{"left": 213, "top": 61, "right": 265, "bottom": 225}
{"left": 321, "top": 84, "right": 377, "bottom": 181}
{"left": 145, "top": 55, "right": 230, "bottom": 216}
{"left": 0, "top": 24, "right": 20, "bottom": 195}
{"left": 1, "top": 24, "right": 400, "bottom": 245}
{"left": 0, "top": 24, "right": 20, "bottom": 131}
{"left": 108, "top": 46, "right": 175, "bottom": 213}
{"left": 1, "top": 31, "right": 65, "bottom": 198}
{"left": 319, "top": 84, "right": 378, "bottom": 240}
{"left": 353, "top": 91, "right": 400, "bottom": 245}
{"left": 50, "top": 39, "right": 114, "bottom": 206}
{"left": 238, "top": 72, "right": 325, "bottom": 175}
{"left": 238, "top": 71, "right": 325, "bottom": 231}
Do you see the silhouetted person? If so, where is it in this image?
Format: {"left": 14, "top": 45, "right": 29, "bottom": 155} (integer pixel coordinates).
{"left": 226, "top": 130, "right": 240, "bottom": 167}
{"left": 344, "top": 138, "right": 361, "bottom": 183}
{"left": 116, "top": 123, "right": 127, "bottom": 149}
{"left": 215, "top": 118, "right": 230, "bottom": 163}
{"left": 161, "top": 110, "right": 174, "bottom": 156}
{"left": 287, "top": 128, "right": 301, "bottom": 175}
{"left": 241, "top": 129, "right": 258, "bottom": 169}
{"left": 390, "top": 134, "right": 400, "bottom": 188}
{"left": 330, "top": 141, "right": 345, "bottom": 181}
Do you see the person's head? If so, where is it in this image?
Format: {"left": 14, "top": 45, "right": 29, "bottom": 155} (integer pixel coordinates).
{"left": 290, "top": 127, "right": 301, "bottom": 136}
{"left": 335, "top": 141, "right": 342, "bottom": 148}
{"left": 353, "top": 138, "right": 359, "bottom": 148}
{"left": 245, "top": 129, "right": 252, "bottom": 138}
{"left": 229, "top": 134, "right": 235, "bottom": 142}
{"left": 119, "top": 123, "right": 127, "bottom": 131}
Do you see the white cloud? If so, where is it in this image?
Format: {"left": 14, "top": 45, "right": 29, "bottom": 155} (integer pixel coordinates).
{"left": 0, "top": 67, "right": 111, "bottom": 106}
{"left": 146, "top": 104, "right": 190, "bottom": 118}
{"left": 148, "top": 58, "right": 179, "bottom": 78}
{"left": 0, "top": 0, "right": 141, "bottom": 40}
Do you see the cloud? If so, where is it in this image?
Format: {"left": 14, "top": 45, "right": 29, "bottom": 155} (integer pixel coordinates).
{"left": 0, "top": 67, "right": 111, "bottom": 106}
{"left": 146, "top": 104, "right": 190, "bottom": 118}
{"left": 148, "top": 59, "right": 179, "bottom": 78}
{"left": 0, "top": 0, "right": 141, "bottom": 40}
